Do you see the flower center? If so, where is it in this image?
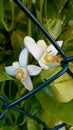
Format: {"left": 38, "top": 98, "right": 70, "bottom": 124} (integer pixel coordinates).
{"left": 43, "top": 50, "right": 54, "bottom": 65}
{"left": 43, "top": 50, "right": 62, "bottom": 65}
{"left": 16, "top": 68, "right": 25, "bottom": 82}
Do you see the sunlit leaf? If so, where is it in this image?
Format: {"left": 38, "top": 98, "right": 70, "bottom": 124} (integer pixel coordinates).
{"left": 40, "top": 66, "right": 60, "bottom": 82}
{"left": 51, "top": 64, "right": 73, "bottom": 102}
{"left": 37, "top": 89, "right": 73, "bottom": 125}
{"left": 40, "top": 64, "right": 73, "bottom": 102}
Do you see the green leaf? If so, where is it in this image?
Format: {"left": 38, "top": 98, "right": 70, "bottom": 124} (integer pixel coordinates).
{"left": 40, "top": 64, "right": 73, "bottom": 102}
{"left": 37, "top": 90, "right": 73, "bottom": 125}
{"left": 44, "top": 0, "right": 57, "bottom": 19}
{"left": 62, "top": 29, "right": 73, "bottom": 56}
{"left": 1, "top": 126, "right": 17, "bottom": 130}
{"left": 70, "top": 0, "right": 73, "bottom": 8}
{"left": 11, "top": 31, "right": 24, "bottom": 59}
{"left": 0, "top": 0, "right": 4, "bottom": 19}
{"left": 40, "top": 109, "right": 56, "bottom": 128}
{"left": 24, "top": 95, "right": 41, "bottom": 115}
{"left": 45, "top": 19, "right": 63, "bottom": 39}
{"left": 0, "top": 67, "right": 13, "bottom": 82}
{"left": 52, "top": 80, "right": 73, "bottom": 102}
{"left": 27, "top": 119, "right": 39, "bottom": 130}
{"left": 0, "top": 71, "right": 13, "bottom": 82}
{"left": 51, "top": 64, "right": 73, "bottom": 102}
{"left": 40, "top": 66, "right": 61, "bottom": 82}
{"left": 53, "top": 0, "right": 69, "bottom": 13}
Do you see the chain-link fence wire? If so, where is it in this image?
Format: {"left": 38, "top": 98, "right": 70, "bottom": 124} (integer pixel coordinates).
{"left": 0, "top": 0, "right": 73, "bottom": 129}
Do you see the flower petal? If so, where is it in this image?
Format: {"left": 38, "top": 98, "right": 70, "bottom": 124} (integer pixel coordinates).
{"left": 48, "top": 62, "right": 60, "bottom": 68}
{"left": 24, "top": 36, "right": 42, "bottom": 60}
{"left": 21, "top": 67, "right": 28, "bottom": 78}
{"left": 56, "top": 40, "right": 63, "bottom": 48}
{"left": 22, "top": 75, "right": 33, "bottom": 91}
{"left": 46, "top": 40, "right": 63, "bottom": 56}
{"left": 12, "top": 62, "right": 20, "bottom": 68}
{"left": 38, "top": 59, "right": 49, "bottom": 70}
{"left": 5, "top": 66, "right": 16, "bottom": 76}
{"left": 27, "top": 65, "right": 42, "bottom": 76}
{"left": 19, "top": 48, "right": 28, "bottom": 67}
{"left": 37, "top": 40, "right": 47, "bottom": 53}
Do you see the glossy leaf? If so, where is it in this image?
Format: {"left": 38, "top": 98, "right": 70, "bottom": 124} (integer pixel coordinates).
{"left": 37, "top": 89, "right": 73, "bottom": 125}
{"left": 51, "top": 64, "right": 73, "bottom": 102}
{"left": 40, "top": 64, "right": 73, "bottom": 102}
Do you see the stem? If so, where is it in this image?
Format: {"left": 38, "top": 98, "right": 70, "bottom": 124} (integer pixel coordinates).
{"left": 1, "top": 0, "right": 14, "bottom": 32}
{"left": 1, "top": 19, "right": 9, "bottom": 31}
{"left": 9, "top": 0, "right": 15, "bottom": 30}
{"left": 39, "top": 0, "right": 44, "bottom": 23}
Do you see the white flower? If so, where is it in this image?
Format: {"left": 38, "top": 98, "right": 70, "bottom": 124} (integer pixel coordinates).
{"left": 5, "top": 48, "right": 42, "bottom": 91}
{"left": 32, "top": 0, "right": 36, "bottom": 4}
{"left": 24, "top": 36, "right": 63, "bottom": 70}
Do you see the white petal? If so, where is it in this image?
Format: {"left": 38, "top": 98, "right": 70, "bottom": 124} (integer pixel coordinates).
{"left": 48, "top": 62, "right": 60, "bottom": 68}
{"left": 19, "top": 48, "right": 28, "bottom": 67}
{"left": 12, "top": 62, "right": 20, "bottom": 68}
{"left": 27, "top": 65, "right": 42, "bottom": 76}
{"left": 56, "top": 40, "right": 63, "bottom": 48}
{"left": 5, "top": 66, "right": 16, "bottom": 76}
{"left": 21, "top": 67, "right": 28, "bottom": 78}
{"left": 38, "top": 59, "right": 49, "bottom": 70}
{"left": 24, "top": 36, "right": 42, "bottom": 60}
{"left": 37, "top": 40, "right": 47, "bottom": 53}
{"left": 46, "top": 40, "right": 63, "bottom": 56}
{"left": 22, "top": 75, "right": 33, "bottom": 91}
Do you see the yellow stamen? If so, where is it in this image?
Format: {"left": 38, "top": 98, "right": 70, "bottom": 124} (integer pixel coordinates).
{"left": 43, "top": 50, "right": 54, "bottom": 65}
{"left": 43, "top": 51, "right": 62, "bottom": 65}
{"left": 16, "top": 69, "right": 25, "bottom": 82}
{"left": 54, "top": 56, "right": 62, "bottom": 63}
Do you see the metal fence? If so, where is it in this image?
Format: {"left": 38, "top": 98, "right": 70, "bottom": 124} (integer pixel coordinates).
{"left": 0, "top": 0, "right": 73, "bottom": 129}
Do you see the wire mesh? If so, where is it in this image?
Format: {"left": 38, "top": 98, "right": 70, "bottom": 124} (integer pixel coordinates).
{"left": 0, "top": 0, "right": 73, "bottom": 129}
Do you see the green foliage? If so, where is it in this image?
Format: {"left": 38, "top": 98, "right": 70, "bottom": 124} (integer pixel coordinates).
{"left": 37, "top": 89, "right": 73, "bottom": 126}
{"left": 0, "top": 0, "right": 73, "bottom": 129}
{"left": 0, "top": 0, "right": 4, "bottom": 19}
{"left": 0, "top": 67, "right": 13, "bottom": 82}
{"left": 11, "top": 31, "right": 24, "bottom": 58}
